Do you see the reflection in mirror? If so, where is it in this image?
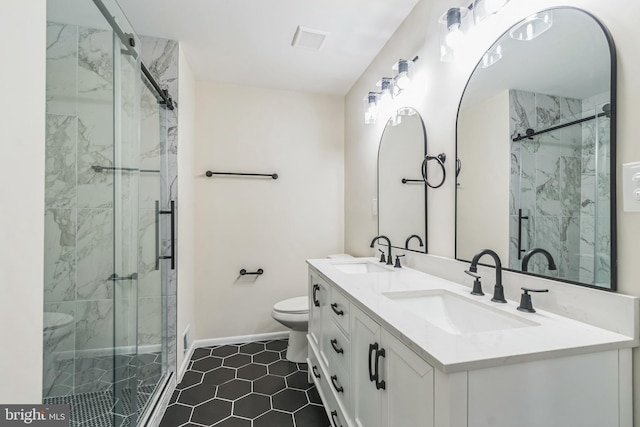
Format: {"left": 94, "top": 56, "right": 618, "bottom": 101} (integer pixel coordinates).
{"left": 456, "top": 8, "right": 616, "bottom": 290}
{"left": 378, "top": 107, "right": 428, "bottom": 253}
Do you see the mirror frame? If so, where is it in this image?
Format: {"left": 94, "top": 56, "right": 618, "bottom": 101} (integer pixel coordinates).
{"left": 454, "top": 7, "right": 618, "bottom": 291}
{"left": 377, "top": 107, "right": 429, "bottom": 253}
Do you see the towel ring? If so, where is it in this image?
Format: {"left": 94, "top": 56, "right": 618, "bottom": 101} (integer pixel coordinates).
{"left": 422, "top": 153, "right": 446, "bottom": 189}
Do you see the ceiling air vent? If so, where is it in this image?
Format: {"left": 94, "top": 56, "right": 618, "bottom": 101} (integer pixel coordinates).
{"left": 291, "top": 26, "right": 330, "bottom": 51}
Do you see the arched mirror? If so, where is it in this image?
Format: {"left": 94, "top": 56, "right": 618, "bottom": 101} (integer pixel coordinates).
{"left": 378, "top": 107, "right": 428, "bottom": 253}
{"left": 456, "top": 8, "right": 616, "bottom": 290}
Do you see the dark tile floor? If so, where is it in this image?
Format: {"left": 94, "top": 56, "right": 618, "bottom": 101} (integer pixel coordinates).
{"left": 161, "top": 339, "right": 329, "bottom": 427}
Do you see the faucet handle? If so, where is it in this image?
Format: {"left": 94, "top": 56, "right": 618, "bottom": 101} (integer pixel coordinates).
{"left": 464, "top": 270, "right": 480, "bottom": 279}
{"left": 517, "top": 287, "right": 549, "bottom": 313}
{"left": 465, "top": 270, "right": 484, "bottom": 296}
{"left": 378, "top": 249, "right": 386, "bottom": 264}
{"left": 394, "top": 255, "right": 405, "bottom": 268}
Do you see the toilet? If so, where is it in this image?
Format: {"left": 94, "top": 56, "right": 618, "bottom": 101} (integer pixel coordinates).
{"left": 272, "top": 253, "right": 353, "bottom": 363}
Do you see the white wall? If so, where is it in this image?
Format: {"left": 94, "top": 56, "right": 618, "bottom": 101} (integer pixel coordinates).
{"left": 457, "top": 91, "right": 510, "bottom": 261}
{"left": 0, "top": 0, "right": 46, "bottom": 404}
{"left": 177, "top": 48, "right": 197, "bottom": 369}
{"left": 344, "top": 0, "right": 640, "bottom": 419}
{"left": 194, "top": 82, "right": 344, "bottom": 339}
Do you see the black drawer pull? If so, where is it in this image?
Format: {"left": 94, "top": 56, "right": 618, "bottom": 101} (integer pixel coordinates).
{"left": 331, "top": 410, "right": 342, "bottom": 427}
{"left": 331, "top": 302, "right": 344, "bottom": 316}
{"left": 330, "top": 338, "right": 344, "bottom": 354}
{"left": 330, "top": 375, "right": 344, "bottom": 393}
{"left": 312, "top": 284, "right": 320, "bottom": 307}
{"left": 375, "top": 346, "right": 386, "bottom": 390}
{"left": 368, "top": 343, "right": 377, "bottom": 382}
{"left": 312, "top": 365, "right": 321, "bottom": 379}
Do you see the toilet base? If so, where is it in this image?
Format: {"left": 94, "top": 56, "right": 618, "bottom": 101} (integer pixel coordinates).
{"left": 285, "top": 330, "right": 308, "bottom": 363}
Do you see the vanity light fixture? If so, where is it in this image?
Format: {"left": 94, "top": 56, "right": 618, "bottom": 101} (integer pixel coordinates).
{"left": 439, "top": 7, "right": 468, "bottom": 61}
{"left": 479, "top": 44, "right": 502, "bottom": 68}
{"left": 377, "top": 77, "right": 394, "bottom": 105}
{"left": 391, "top": 56, "right": 418, "bottom": 95}
{"left": 364, "top": 92, "right": 380, "bottom": 125}
{"left": 473, "top": 0, "right": 510, "bottom": 24}
{"left": 509, "top": 11, "right": 553, "bottom": 41}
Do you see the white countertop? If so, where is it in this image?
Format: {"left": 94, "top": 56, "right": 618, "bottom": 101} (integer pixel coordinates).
{"left": 307, "top": 257, "right": 636, "bottom": 373}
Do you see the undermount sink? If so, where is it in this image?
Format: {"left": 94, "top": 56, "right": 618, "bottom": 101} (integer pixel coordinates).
{"left": 333, "top": 261, "right": 392, "bottom": 274}
{"left": 382, "top": 289, "right": 538, "bottom": 335}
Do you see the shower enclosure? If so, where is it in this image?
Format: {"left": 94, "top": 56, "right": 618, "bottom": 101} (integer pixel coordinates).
{"left": 508, "top": 89, "right": 611, "bottom": 286}
{"left": 43, "top": 0, "right": 177, "bottom": 425}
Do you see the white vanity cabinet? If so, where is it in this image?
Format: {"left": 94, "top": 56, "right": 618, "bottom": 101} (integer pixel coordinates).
{"left": 351, "top": 305, "right": 434, "bottom": 427}
{"left": 307, "top": 262, "right": 635, "bottom": 427}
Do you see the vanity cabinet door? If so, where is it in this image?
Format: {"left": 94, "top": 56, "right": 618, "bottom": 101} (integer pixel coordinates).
{"left": 380, "top": 329, "right": 434, "bottom": 427}
{"left": 351, "top": 306, "right": 382, "bottom": 427}
{"left": 309, "top": 272, "right": 328, "bottom": 351}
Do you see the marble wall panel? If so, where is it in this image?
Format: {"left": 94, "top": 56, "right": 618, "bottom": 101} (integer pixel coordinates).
{"left": 44, "top": 209, "right": 76, "bottom": 303}
{"left": 75, "top": 299, "right": 113, "bottom": 352}
{"left": 76, "top": 208, "right": 113, "bottom": 300}
{"left": 45, "top": 115, "right": 77, "bottom": 209}
{"left": 46, "top": 23, "right": 77, "bottom": 116}
{"left": 77, "top": 27, "right": 114, "bottom": 209}
{"left": 138, "top": 297, "right": 162, "bottom": 346}
{"left": 138, "top": 207, "right": 161, "bottom": 298}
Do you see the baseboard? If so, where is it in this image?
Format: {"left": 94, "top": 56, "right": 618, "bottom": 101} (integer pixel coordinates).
{"left": 194, "top": 331, "right": 289, "bottom": 349}
{"left": 178, "top": 342, "right": 196, "bottom": 383}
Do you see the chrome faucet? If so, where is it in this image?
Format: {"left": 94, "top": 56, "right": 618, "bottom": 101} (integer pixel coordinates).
{"left": 467, "top": 249, "right": 506, "bottom": 303}
{"left": 405, "top": 234, "right": 424, "bottom": 250}
{"left": 370, "top": 235, "right": 393, "bottom": 265}
{"left": 522, "top": 248, "right": 557, "bottom": 272}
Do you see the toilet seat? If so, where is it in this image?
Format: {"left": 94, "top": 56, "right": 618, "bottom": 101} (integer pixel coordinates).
{"left": 273, "top": 296, "right": 308, "bottom": 314}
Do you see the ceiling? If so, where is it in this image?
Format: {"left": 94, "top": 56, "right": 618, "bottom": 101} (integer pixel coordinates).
{"left": 115, "top": 0, "right": 421, "bottom": 95}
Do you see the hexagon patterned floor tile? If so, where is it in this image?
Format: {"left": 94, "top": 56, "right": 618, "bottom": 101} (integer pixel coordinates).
{"left": 161, "top": 339, "right": 329, "bottom": 427}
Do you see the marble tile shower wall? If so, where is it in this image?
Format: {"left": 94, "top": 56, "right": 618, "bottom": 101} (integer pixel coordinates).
{"left": 44, "top": 22, "right": 179, "bottom": 398}
{"left": 508, "top": 89, "right": 610, "bottom": 286}
{"left": 580, "top": 92, "right": 611, "bottom": 286}
{"left": 509, "top": 89, "right": 583, "bottom": 281}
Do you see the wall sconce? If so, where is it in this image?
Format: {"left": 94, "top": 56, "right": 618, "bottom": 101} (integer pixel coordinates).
{"left": 479, "top": 44, "right": 502, "bottom": 68}
{"left": 363, "top": 92, "right": 379, "bottom": 125}
{"left": 473, "top": 0, "right": 510, "bottom": 24}
{"left": 509, "top": 11, "right": 553, "bottom": 41}
{"left": 392, "top": 56, "right": 418, "bottom": 95}
{"left": 439, "top": 7, "right": 468, "bottom": 62}
{"left": 377, "top": 77, "right": 394, "bottom": 105}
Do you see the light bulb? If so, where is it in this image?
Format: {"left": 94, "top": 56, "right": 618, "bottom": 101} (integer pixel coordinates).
{"left": 395, "top": 73, "right": 410, "bottom": 91}
{"left": 445, "top": 26, "right": 463, "bottom": 48}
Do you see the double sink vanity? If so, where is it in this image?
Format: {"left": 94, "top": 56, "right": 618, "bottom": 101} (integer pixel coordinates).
{"left": 306, "top": 256, "right": 638, "bottom": 427}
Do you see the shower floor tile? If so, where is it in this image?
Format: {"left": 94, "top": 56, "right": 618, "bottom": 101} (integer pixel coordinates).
{"left": 161, "top": 339, "right": 329, "bottom": 427}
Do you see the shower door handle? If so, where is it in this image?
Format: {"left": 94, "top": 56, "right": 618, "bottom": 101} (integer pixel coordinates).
{"left": 517, "top": 208, "right": 529, "bottom": 260}
{"left": 156, "top": 200, "right": 176, "bottom": 270}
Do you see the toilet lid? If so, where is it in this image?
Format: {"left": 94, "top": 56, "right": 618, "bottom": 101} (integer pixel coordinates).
{"left": 274, "top": 297, "right": 308, "bottom": 314}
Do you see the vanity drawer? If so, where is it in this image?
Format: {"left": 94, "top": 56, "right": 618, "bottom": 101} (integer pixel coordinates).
{"left": 309, "top": 352, "right": 351, "bottom": 427}
{"left": 330, "top": 286, "right": 350, "bottom": 334}
{"left": 324, "top": 319, "right": 351, "bottom": 374}
{"left": 326, "top": 356, "right": 350, "bottom": 419}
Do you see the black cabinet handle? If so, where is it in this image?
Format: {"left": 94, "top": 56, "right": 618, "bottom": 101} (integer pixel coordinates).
{"left": 312, "top": 365, "right": 321, "bottom": 379}
{"left": 330, "top": 411, "right": 342, "bottom": 427}
{"left": 331, "top": 303, "right": 344, "bottom": 316}
{"left": 330, "top": 375, "right": 344, "bottom": 393}
{"left": 368, "top": 343, "right": 377, "bottom": 382}
{"left": 330, "top": 338, "right": 344, "bottom": 354}
{"left": 312, "top": 284, "right": 320, "bottom": 307}
{"left": 375, "top": 347, "right": 386, "bottom": 390}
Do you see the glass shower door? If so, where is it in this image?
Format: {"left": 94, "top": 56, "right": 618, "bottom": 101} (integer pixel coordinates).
{"left": 112, "top": 30, "right": 142, "bottom": 427}
{"left": 135, "top": 76, "right": 171, "bottom": 420}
